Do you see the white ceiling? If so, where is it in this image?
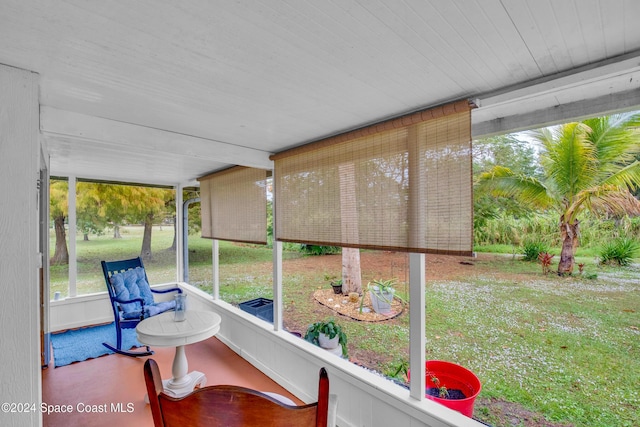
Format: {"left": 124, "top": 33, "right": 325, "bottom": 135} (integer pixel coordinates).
{"left": 2, "top": 0, "right": 640, "bottom": 186}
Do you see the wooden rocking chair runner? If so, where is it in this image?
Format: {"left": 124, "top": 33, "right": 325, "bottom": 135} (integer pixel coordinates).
{"left": 144, "top": 359, "right": 330, "bottom": 427}
{"left": 101, "top": 257, "right": 182, "bottom": 357}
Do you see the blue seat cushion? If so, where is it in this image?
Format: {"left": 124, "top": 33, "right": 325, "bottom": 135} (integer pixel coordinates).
{"left": 121, "top": 300, "right": 176, "bottom": 320}
{"left": 133, "top": 267, "right": 154, "bottom": 306}
{"left": 110, "top": 271, "right": 138, "bottom": 313}
{"left": 111, "top": 267, "right": 176, "bottom": 318}
{"left": 146, "top": 300, "right": 176, "bottom": 317}
{"left": 122, "top": 268, "right": 142, "bottom": 309}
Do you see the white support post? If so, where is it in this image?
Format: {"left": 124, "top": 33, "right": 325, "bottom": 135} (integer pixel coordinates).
{"left": 272, "top": 168, "right": 283, "bottom": 331}
{"left": 68, "top": 175, "right": 77, "bottom": 297}
{"left": 212, "top": 239, "right": 219, "bottom": 299}
{"left": 409, "top": 252, "right": 426, "bottom": 401}
{"left": 272, "top": 240, "right": 283, "bottom": 331}
{"left": 175, "top": 184, "right": 184, "bottom": 283}
{"left": 407, "top": 123, "right": 426, "bottom": 400}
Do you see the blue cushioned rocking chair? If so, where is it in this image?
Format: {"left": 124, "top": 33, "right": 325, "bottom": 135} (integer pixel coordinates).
{"left": 102, "top": 257, "right": 182, "bottom": 357}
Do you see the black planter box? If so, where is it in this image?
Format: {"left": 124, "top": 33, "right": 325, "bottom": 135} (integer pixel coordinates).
{"left": 239, "top": 298, "right": 273, "bottom": 323}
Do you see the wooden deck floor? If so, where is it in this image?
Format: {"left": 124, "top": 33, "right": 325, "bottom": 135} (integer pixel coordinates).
{"left": 42, "top": 336, "right": 303, "bottom": 427}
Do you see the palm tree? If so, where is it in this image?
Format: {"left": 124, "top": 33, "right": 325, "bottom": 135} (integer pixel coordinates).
{"left": 477, "top": 113, "right": 640, "bottom": 275}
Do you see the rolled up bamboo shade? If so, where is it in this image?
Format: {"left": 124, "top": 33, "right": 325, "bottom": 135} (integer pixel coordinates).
{"left": 272, "top": 100, "right": 472, "bottom": 255}
{"left": 198, "top": 166, "right": 268, "bottom": 245}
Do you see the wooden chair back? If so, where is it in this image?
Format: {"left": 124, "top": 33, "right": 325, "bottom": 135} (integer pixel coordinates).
{"left": 144, "top": 359, "right": 329, "bottom": 427}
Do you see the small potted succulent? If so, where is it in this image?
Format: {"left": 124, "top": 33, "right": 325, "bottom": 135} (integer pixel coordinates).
{"left": 330, "top": 279, "right": 343, "bottom": 294}
{"left": 304, "top": 318, "right": 348, "bottom": 358}
{"left": 324, "top": 274, "right": 344, "bottom": 294}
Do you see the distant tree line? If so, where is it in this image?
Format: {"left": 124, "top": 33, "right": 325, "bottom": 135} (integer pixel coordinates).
{"left": 49, "top": 181, "right": 200, "bottom": 265}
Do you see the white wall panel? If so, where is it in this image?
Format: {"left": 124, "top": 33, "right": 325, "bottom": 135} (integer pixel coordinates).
{"left": 0, "top": 63, "right": 41, "bottom": 427}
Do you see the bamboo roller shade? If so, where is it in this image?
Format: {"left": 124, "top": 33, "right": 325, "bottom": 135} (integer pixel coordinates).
{"left": 272, "top": 100, "right": 473, "bottom": 255}
{"left": 198, "top": 166, "right": 268, "bottom": 245}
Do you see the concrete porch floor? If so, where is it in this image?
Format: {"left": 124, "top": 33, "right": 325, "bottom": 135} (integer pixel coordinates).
{"left": 42, "top": 336, "right": 304, "bottom": 426}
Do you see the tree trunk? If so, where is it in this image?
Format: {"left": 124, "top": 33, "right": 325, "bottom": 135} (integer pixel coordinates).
{"left": 113, "top": 224, "right": 122, "bottom": 239}
{"left": 339, "top": 162, "right": 362, "bottom": 294}
{"left": 83, "top": 233, "right": 89, "bottom": 241}
{"left": 342, "top": 247, "right": 362, "bottom": 294}
{"left": 558, "top": 217, "right": 579, "bottom": 275}
{"left": 169, "top": 215, "right": 177, "bottom": 251}
{"left": 141, "top": 213, "right": 154, "bottom": 261}
{"left": 51, "top": 215, "right": 69, "bottom": 265}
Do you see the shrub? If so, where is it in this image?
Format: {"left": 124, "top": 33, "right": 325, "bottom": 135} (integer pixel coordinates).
{"left": 599, "top": 237, "right": 640, "bottom": 266}
{"left": 522, "top": 240, "right": 551, "bottom": 262}
{"left": 299, "top": 244, "right": 341, "bottom": 255}
{"left": 537, "top": 252, "right": 554, "bottom": 275}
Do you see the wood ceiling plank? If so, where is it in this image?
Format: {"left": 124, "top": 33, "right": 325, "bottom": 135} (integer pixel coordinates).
{"left": 41, "top": 107, "right": 273, "bottom": 170}
{"left": 2, "top": 0, "right": 640, "bottom": 184}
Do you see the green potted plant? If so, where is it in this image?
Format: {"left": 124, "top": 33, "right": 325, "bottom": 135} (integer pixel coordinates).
{"left": 324, "top": 274, "right": 344, "bottom": 294}
{"left": 359, "top": 278, "right": 404, "bottom": 314}
{"left": 304, "top": 318, "right": 348, "bottom": 358}
{"left": 330, "top": 279, "right": 343, "bottom": 294}
{"left": 408, "top": 360, "right": 482, "bottom": 418}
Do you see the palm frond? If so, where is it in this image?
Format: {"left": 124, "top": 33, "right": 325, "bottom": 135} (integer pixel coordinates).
{"left": 477, "top": 166, "right": 555, "bottom": 209}
{"left": 602, "top": 160, "right": 640, "bottom": 191}
{"left": 528, "top": 127, "right": 555, "bottom": 147}
{"left": 584, "top": 113, "right": 640, "bottom": 176}
{"left": 541, "top": 122, "right": 597, "bottom": 198}
{"left": 567, "top": 185, "right": 640, "bottom": 221}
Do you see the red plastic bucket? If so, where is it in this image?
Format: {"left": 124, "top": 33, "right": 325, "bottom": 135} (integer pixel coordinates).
{"left": 409, "top": 360, "right": 481, "bottom": 417}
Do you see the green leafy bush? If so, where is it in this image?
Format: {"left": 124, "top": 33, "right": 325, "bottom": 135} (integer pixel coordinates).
{"left": 599, "top": 237, "right": 640, "bottom": 266}
{"left": 299, "top": 244, "right": 341, "bottom": 255}
{"left": 522, "top": 240, "right": 551, "bottom": 262}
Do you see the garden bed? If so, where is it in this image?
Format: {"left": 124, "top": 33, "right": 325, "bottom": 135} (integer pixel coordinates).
{"left": 313, "top": 289, "right": 404, "bottom": 321}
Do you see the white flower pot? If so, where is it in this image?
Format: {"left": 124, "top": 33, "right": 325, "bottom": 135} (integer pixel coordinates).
{"left": 318, "top": 332, "right": 339, "bottom": 349}
{"left": 324, "top": 345, "right": 343, "bottom": 357}
{"left": 369, "top": 286, "right": 394, "bottom": 314}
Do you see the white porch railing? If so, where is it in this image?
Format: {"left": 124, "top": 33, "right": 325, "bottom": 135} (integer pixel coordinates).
{"left": 49, "top": 283, "right": 483, "bottom": 427}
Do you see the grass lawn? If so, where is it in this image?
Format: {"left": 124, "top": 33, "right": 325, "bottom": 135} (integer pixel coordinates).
{"left": 51, "top": 227, "right": 640, "bottom": 427}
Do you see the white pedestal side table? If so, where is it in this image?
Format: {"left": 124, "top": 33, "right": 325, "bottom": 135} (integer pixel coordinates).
{"left": 137, "top": 310, "right": 222, "bottom": 398}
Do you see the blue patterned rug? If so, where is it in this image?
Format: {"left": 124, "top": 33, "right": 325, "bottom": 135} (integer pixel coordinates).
{"left": 51, "top": 322, "right": 142, "bottom": 367}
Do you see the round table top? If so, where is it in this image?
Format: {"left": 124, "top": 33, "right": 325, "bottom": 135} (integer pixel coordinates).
{"left": 136, "top": 310, "right": 221, "bottom": 347}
